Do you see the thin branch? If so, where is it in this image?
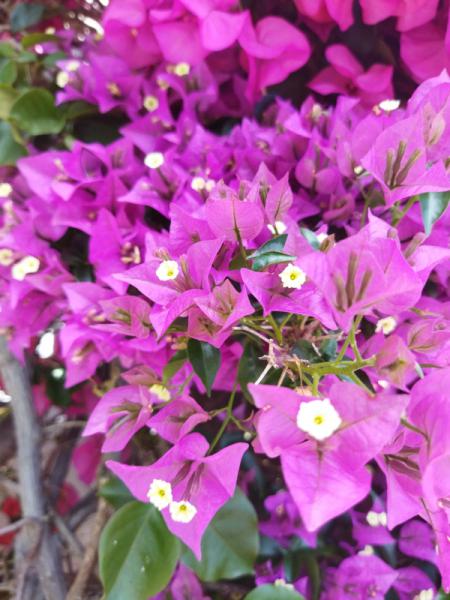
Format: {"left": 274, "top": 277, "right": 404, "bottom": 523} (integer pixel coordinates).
{"left": 66, "top": 498, "right": 109, "bottom": 600}
{"left": 0, "top": 337, "right": 66, "bottom": 600}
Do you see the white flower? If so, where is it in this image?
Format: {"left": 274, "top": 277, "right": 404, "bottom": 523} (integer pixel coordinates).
{"left": 0, "top": 183, "right": 12, "bottom": 197}
{"left": 378, "top": 99, "right": 401, "bottom": 112}
{"left": 36, "top": 331, "right": 55, "bottom": 359}
{"left": 173, "top": 62, "right": 190, "bottom": 76}
{"left": 316, "top": 232, "right": 328, "bottom": 243}
{"left": 66, "top": 60, "right": 80, "bottom": 72}
{"left": 274, "top": 579, "right": 294, "bottom": 590}
{"left": 204, "top": 179, "right": 215, "bottom": 192}
{"left": 279, "top": 263, "right": 306, "bottom": 289}
{"left": 156, "top": 260, "right": 179, "bottom": 282}
{"left": 0, "top": 249, "right": 14, "bottom": 266}
{"left": 56, "top": 71, "right": 70, "bottom": 88}
{"left": 147, "top": 479, "right": 173, "bottom": 510}
{"left": 413, "top": 589, "right": 434, "bottom": 600}
{"left": 11, "top": 256, "right": 40, "bottom": 281}
{"left": 267, "top": 221, "right": 287, "bottom": 235}
{"left": 143, "top": 95, "right": 159, "bottom": 112}
{"left": 149, "top": 384, "right": 171, "bottom": 402}
{"left": 358, "top": 544, "right": 374, "bottom": 556}
{"left": 375, "top": 316, "right": 397, "bottom": 335}
{"left": 296, "top": 398, "right": 342, "bottom": 441}
{"left": 191, "top": 176, "right": 206, "bottom": 192}
{"left": 0, "top": 390, "right": 11, "bottom": 403}
{"left": 169, "top": 500, "right": 197, "bottom": 523}
{"left": 366, "top": 511, "right": 387, "bottom": 527}
{"left": 144, "top": 152, "right": 164, "bottom": 169}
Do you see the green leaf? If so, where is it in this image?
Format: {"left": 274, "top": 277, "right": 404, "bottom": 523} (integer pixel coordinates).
{"left": 43, "top": 51, "right": 67, "bottom": 67}
{"left": 419, "top": 191, "right": 450, "bottom": 235}
{"left": 248, "top": 234, "right": 288, "bottom": 258}
{"left": 248, "top": 235, "right": 296, "bottom": 271}
{"left": 0, "top": 121, "right": 27, "bottom": 166}
{"left": 0, "top": 43, "right": 16, "bottom": 58}
{"left": 10, "top": 88, "right": 65, "bottom": 135}
{"left": 99, "top": 501, "right": 180, "bottom": 600}
{"left": 10, "top": 3, "right": 45, "bottom": 33}
{"left": 300, "top": 227, "right": 321, "bottom": 250}
{"left": 244, "top": 585, "right": 305, "bottom": 600}
{"left": 182, "top": 490, "right": 259, "bottom": 581}
{"left": 238, "top": 342, "right": 265, "bottom": 397}
{"left": 99, "top": 476, "right": 134, "bottom": 509}
{"left": 0, "top": 84, "right": 19, "bottom": 119}
{"left": 0, "top": 60, "right": 18, "bottom": 85}
{"left": 293, "top": 339, "right": 321, "bottom": 363}
{"left": 187, "top": 339, "right": 220, "bottom": 396}
{"left": 162, "top": 349, "right": 188, "bottom": 384}
{"left": 21, "top": 32, "right": 58, "bottom": 48}
{"left": 319, "top": 338, "right": 337, "bottom": 361}
{"left": 251, "top": 251, "right": 297, "bottom": 272}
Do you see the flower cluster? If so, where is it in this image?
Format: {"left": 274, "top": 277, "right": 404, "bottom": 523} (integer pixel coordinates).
{"left": 0, "top": 0, "right": 450, "bottom": 598}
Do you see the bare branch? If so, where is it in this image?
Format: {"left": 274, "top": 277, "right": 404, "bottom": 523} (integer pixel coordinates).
{"left": 0, "top": 337, "right": 66, "bottom": 600}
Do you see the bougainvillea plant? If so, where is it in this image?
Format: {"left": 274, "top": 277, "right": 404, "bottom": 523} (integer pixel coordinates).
{"left": 0, "top": 0, "right": 449, "bottom": 599}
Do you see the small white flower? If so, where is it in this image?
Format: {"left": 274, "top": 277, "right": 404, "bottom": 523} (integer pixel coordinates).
{"left": 169, "top": 500, "right": 197, "bottom": 523}
{"left": 156, "top": 260, "right": 179, "bottom": 282}
{"left": 191, "top": 176, "right": 206, "bottom": 192}
{"left": 66, "top": 60, "right": 80, "bottom": 72}
{"left": 149, "top": 384, "right": 171, "bottom": 402}
{"left": 274, "top": 579, "right": 294, "bottom": 590}
{"left": 0, "top": 249, "right": 14, "bottom": 266}
{"left": 143, "top": 95, "right": 159, "bottom": 112}
{"left": 296, "top": 398, "right": 342, "bottom": 441}
{"left": 204, "top": 179, "right": 215, "bottom": 192}
{"left": 316, "top": 232, "right": 328, "bottom": 243}
{"left": 267, "top": 221, "right": 287, "bottom": 235}
{"left": 36, "top": 331, "right": 55, "bottom": 359}
{"left": 51, "top": 368, "right": 65, "bottom": 379}
{"left": 413, "top": 589, "right": 434, "bottom": 600}
{"left": 0, "top": 390, "right": 11, "bottom": 403}
{"left": 56, "top": 71, "right": 70, "bottom": 88}
{"left": 173, "top": 62, "right": 190, "bottom": 76}
{"left": 378, "top": 99, "right": 401, "bottom": 112}
{"left": 378, "top": 511, "right": 387, "bottom": 527}
{"left": 11, "top": 256, "right": 40, "bottom": 281}
{"left": 144, "top": 152, "right": 164, "bottom": 169}
{"left": 375, "top": 316, "right": 397, "bottom": 335}
{"left": 353, "top": 165, "right": 364, "bottom": 176}
{"left": 0, "top": 183, "right": 12, "bottom": 197}
{"left": 366, "top": 511, "right": 380, "bottom": 527}
{"left": 358, "top": 544, "right": 375, "bottom": 556}
{"left": 147, "top": 479, "right": 173, "bottom": 510}
{"left": 279, "top": 263, "right": 306, "bottom": 289}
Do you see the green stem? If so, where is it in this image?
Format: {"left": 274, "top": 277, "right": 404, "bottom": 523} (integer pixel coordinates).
{"left": 268, "top": 313, "right": 283, "bottom": 345}
{"left": 208, "top": 383, "right": 238, "bottom": 454}
{"left": 391, "top": 195, "right": 418, "bottom": 227}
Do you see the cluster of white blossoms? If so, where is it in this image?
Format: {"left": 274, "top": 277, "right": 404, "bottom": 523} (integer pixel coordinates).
{"left": 191, "top": 176, "right": 215, "bottom": 193}
{"left": 366, "top": 510, "right": 388, "bottom": 527}
{"left": 375, "top": 316, "right": 397, "bottom": 335}
{"left": 147, "top": 479, "right": 197, "bottom": 523}
{"left": 144, "top": 152, "right": 165, "bottom": 169}
{"left": 279, "top": 263, "right": 306, "bottom": 289}
{"left": 296, "top": 398, "right": 342, "bottom": 441}
{"left": 267, "top": 221, "right": 287, "bottom": 235}
{"left": 11, "top": 256, "right": 41, "bottom": 281}
{"left": 156, "top": 259, "right": 179, "bottom": 281}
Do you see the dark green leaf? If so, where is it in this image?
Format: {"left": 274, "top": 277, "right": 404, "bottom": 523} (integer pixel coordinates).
{"left": 300, "top": 228, "right": 320, "bottom": 250}
{"left": 10, "top": 3, "right": 45, "bottom": 33}
{"left": 10, "top": 88, "right": 65, "bottom": 135}
{"left": 182, "top": 490, "right": 259, "bottom": 581}
{"left": 419, "top": 191, "right": 450, "bottom": 235}
{"left": 292, "top": 340, "right": 321, "bottom": 363}
{"left": 99, "top": 476, "right": 134, "bottom": 509}
{"left": 0, "top": 84, "right": 19, "bottom": 119}
{"left": 43, "top": 51, "right": 67, "bottom": 67}
{"left": 319, "top": 338, "right": 337, "bottom": 361}
{"left": 187, "top": 339, "right": 220, "bottom": 396}
{"left": 162, "top": 349, "right": 188, "bottom": 384}
{"left": 21, "top": 32, "right": 58, "bottom": 48}
{"left": 0, "top": 43, "right": 16, "bottom": 58}
{"left": 0, "top": 121, "right": 27, "bottom": 166}
{"left": 0, "top": 60, "right": 18, "bottom": 85}
{"left": 252, "top": 251, "right": 297, "bottom": 272}
{"left": 62, "top": 100, "right": 97, "bottom": 120}
{"left": 99, "top": 501, "right": 180, "bottom": 600}
{"left": 248, "top": 234, "right": 288, "bottom": 258}
{"left": 238, "top": 342, "right": 265, "bottom": 398}
{"left": 244, "top": 585, "right": 305, "bottom": 600}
